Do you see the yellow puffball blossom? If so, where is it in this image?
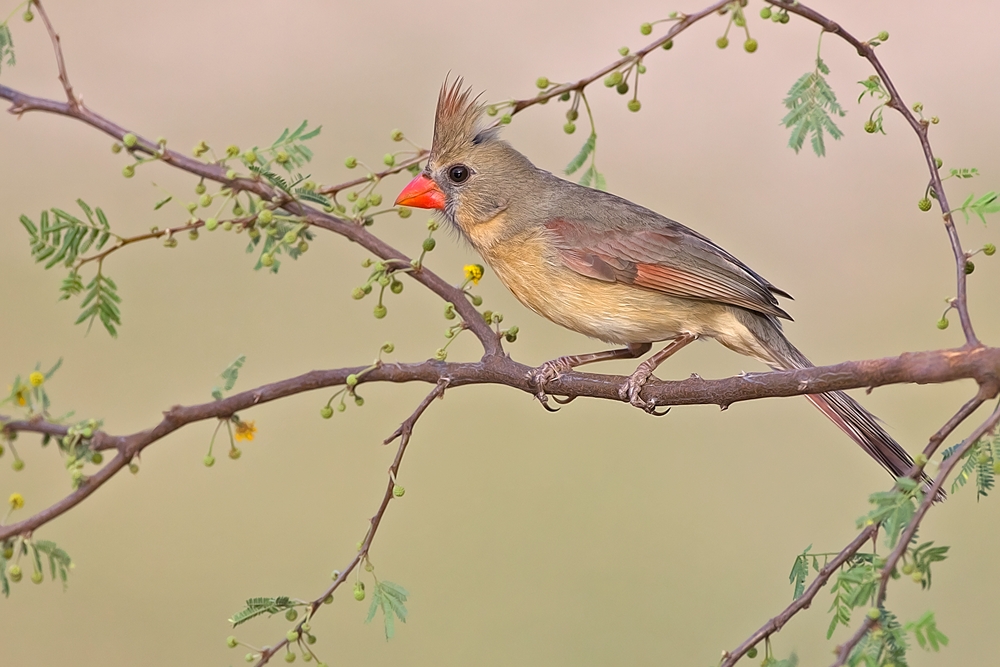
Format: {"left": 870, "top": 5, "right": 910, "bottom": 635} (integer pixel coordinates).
{"left": 234, "top": 420, "right": 257, "bottom": 442}
{"left": 29, "top": 371, "right": 44, "bottom": 387}
{"left": 9, "top": 493, "right": 24, "bottom": 510}
{"left": 463, "top": 264, "right": 485, "bottom": 285}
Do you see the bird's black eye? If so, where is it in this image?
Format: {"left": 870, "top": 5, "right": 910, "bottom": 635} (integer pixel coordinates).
{"left": 447, "top": 164, "right": 470, "bottom": 184}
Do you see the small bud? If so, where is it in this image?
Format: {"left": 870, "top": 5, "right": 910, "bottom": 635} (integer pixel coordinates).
{"left": 500, "top": 113, "right": 512, "bottom": 125}
{"left": 486, "top": 105, "right": 498, "bottom": 116}
{"left": 603, "top": 71, "right": 624, "bottom": 87}
{"left": 199, "top": 193, "right": 212, "bottom": 208}
{"left": 163, "top": 236, "right": 178, "bottom": 248}
{"left": 222, "top": 221, "right": 233, "bottom": 231}
{"left": 616, "top": 82, "right": 629, "bottom": 95}
{"left": 320, "top": 406, "right": 334, "bottom": 419}
{"left": 627, "top": 99, "right": 642, "bottom": 112}
{"left": 189, "top": 229, "right": 199, "bottom": 241}
{"left": 637, "top": 63, "right": 647, "bottom": 74}
{"left": 226, "top": 144, "right": 240, "bottom": 157}
{"left": 535, "top": 76, "right": 550, "bottom": 89}
{"left": 934, "top": 157, "right": 943, "bottom": 169}
{"left": 129, "top": 463, "right": 139, "bottom": 474}
{"left": 205, "top": 218, "right": 219, "bottom": 231}
{"left": 283, "top": 231, "right": 298, "bottom": 245}
{"left": 122, "top": 165, "right": 135, "bottom": 178}
{"left": 258, "top": 209, "right": 274, "bottom": 225}
{"left": 285, "top": 609, "right": 298, "bottom": 622}
{"left": 434, "top": 348, "right": 448, "bottom": 361}
{"left": 559, "top": 91, "right": 571, "bottom": 101}
{"left": 243, "top": 150, "right": 257, "bottom": 164}
{"left": 930, "top": 116, "right": 939, "bottom": 124}
{"left": 716, "top": 36, "right": 729, "bottom": 49}
{"left": 112, "top": 143, "right": 122, "bottom": 153}
{"left": 229, "top": 448, "right": 241, "bottom": 460}
{"left": 640, "top": 22, "right": 652, "bottom": 35}
{"left": 390, "top": 279, "right": 403, "bottom": 294}
{"left": 744, "top": 38, "right": 758, "bottom": 53}
{"left": 393, "top": 484, "right": 405, "bottom": 497}
{"left": 864, "top": 120, "right": 877, "bottom": 133}
{"left": 422, "top": 237, "right": 437, "bottom": 252}
{"left": 936, "top": 317, "right": 949, "bottom": 330}
{"left": 8, "top": 564, "right": 22, "bottom": 582}
{"left": 912, "top": 102, "right": 923, "bottom": 113}
{"left": 983, "top": 243, "right": 996, "bottom": 256}
{"left": 867, "top": 607, "right": 881, "bottom": 621}
{"left": 123, "top": 133, "right": 138, "bottom": 148}
{"left": 778, "top": 12, "right": 789, "bottom": 23}
{"left": 661, "top": 39, "right": 673, "bottom": 50}
{"left": 618, "top": 46, "right": 629, "bottom": 56}
{"left": 383, "top": 153, "right": 395, "bottom": 166}
{"left": 276, "top": 151, "right": 290, "bottom": 164}
{"left": 226, "top": 169, "right": 237, "bottom": 180}
{"left": 260, "top": 252, "right": 274, "bottom": 267}
{"left": 759, "top": 7, "right": 771, "bottom": 18}
{"left": 918, "top": 198, "right": 932, "bottom": 211}
{"left": 471, "top": 295, "right": 483, "bottom": 306}
{"left": 964, "top": 260, "right": 975, "bottom": 274}
{"left": 354, "top": 582, "right": 365, "bottom": 601}
{"left": 877, "top": 31, "right": 889, "bottom": 41}
{"left": 245, "top": 654, "right": 255, "bottom": 663}
{"left": 397, "top": 206, "right": 411, "bottom": 218}
{"left": 373, "top": 304, "right": 387, "bottom": 319}
{"left": 344, "top": 156, "right": 358, "bottom": 169}
{"left": 563, "top": 122, "right": 576, "bottom": 134}
{"left": 227, "top": 636, "right": 239, "bottom": 649}
{"left": 369, "top": 193, "right": 383, "bottom": 206}
{"left": 298, "top": 241, "right": 309, "bottom": 253}
{"left": 203, "top": 455, "right": 215, "bottom": 467}
{"left": 22, "top": 9, "right": 33, "bottom": 22}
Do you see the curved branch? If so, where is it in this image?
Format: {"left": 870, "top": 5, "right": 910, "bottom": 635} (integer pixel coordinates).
{"left": 3, "top": 344, "right": 999, "bottom": 542}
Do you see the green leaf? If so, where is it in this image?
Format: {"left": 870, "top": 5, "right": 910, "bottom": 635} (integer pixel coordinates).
{"left": 788, "top": 545, "right": 811, "bottom": 600}
{"left": 219, "top": 355, "right": 246, "bottom": 392}
{"left": 153, "top": 196, "right": 173, "bottom": 210}
{"left": 228, "top": 596, "right": 296, "bottom": 627}
{"left": 781, "top": 66, "right": 845, "bottom": 157}
{"left": 565, "top": 133, "right": 596, "bottom": 175}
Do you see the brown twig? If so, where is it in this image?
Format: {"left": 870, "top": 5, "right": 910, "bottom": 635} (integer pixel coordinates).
{"left": 317, "top": 150, "right": 429, "bottom": 196}
{"left": 30, "top": 0, "right": 77, "bottom": 108}
{"left": 251, "top": 380, "right": 448, "bottom": 667}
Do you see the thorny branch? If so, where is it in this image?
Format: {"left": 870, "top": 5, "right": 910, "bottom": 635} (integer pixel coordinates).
{"left": 1, "top": 0, "right": 997, "bottom": 664}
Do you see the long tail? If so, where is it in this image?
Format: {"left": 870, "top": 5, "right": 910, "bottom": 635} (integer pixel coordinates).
{"left": 739, "top": 311, "right": 941, "bottom": 497}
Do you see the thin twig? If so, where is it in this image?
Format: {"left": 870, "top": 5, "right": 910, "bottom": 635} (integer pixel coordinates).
{"left": 252, "top": 380, "right": 448, "bottom": 667}
{"left": 30, "top": 0, "right": 76, "bottom": 107}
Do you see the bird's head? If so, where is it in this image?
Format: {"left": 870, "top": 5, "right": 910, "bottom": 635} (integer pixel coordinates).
{"left": 395, "top": 78, "right": 536, "bottom": 244}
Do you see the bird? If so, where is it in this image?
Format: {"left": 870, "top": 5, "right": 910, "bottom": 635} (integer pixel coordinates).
{"left": 395, "top": 78, "right": 923, "bottom": 486}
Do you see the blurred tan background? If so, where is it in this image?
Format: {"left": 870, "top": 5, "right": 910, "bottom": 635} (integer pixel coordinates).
{"left": 1, "top": 1, "right": 999, "bottom": 665}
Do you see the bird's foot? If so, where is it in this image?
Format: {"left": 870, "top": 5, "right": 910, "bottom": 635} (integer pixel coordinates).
{"left": 528, "top": 357, "right": 577, "bottom": 412}
{"left": 619, "top": 363, "right": 669, "bottom": 415}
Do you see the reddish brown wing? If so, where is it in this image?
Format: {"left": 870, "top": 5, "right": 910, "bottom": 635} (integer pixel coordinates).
{"left": 546, "top": 218, "right": 792, "bottom": 319}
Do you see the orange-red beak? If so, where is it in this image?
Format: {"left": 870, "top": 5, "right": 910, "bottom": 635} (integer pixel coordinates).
{"left": 395, "top": 174, "right": 445, "bottom": 210}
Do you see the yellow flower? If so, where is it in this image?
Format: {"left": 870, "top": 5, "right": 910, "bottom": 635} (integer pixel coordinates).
{"left": 463, "top": 264, "right": 484, "bottom": 285}
{"left": 234, "top": 420, "right": 257, "bottom": 442}
{"left": 29, "top": 371, "right": 44, "bottom": 387}
{"left": 8, "top": 493, "right": 24, "bottom": 510}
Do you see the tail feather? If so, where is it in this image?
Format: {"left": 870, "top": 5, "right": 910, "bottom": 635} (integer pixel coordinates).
{"left": 741, "top": 311, "right": 942, "bottom": 499}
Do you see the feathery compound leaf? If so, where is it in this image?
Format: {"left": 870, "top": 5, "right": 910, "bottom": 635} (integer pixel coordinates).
{"left": 228, "top": 596, "right": 296, "bottom": 627}
{"left": 295, "top": 189, "right": 330, "bottom": 206}
{"left": 781, "top": 62, "right": 846, "bottom": 157}
{"left": 788, "top": 546, "right": 811, "bottom": 600}
{"left": 0, "top": 22, "right": 15, "bottom": 71}
{"left": 565, "top": 133, "right": 596, "bottom": 175}
{"left": 220, "top": 355, "right": 246, "bottom": 391}
{"left": 364, "top": 580, "right": 409, "bottom": 641}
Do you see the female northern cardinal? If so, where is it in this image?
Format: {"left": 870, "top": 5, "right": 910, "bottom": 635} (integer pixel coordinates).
{"left": 395, "top": 79, "right": 919, "bottom": 482}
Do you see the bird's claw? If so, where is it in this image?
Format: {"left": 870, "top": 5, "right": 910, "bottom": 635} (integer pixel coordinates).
{"left": 528, "top": 358, "right": 575, "bottom": 411}
{"left": 619, "top": 364, "right": 668, "bottom": 415}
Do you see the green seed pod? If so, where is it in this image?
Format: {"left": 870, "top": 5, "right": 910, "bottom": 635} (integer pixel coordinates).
{"left": 983, "top": 243, "right": 996, "bottom": 256}
{"left": 563, "top": 122, "right": 576, "bottom": 134}
{"left": 878, "top": 31, "right": 889, "bottom": 41}
{"left": 627, "top": 99, "right": 642, "bottom": 112}
{"left": 936, "top": 317, "right": 949, "bottom": 330}
{"left": 918, "top": 198, "right": 932, "bottom": 211}
{"left": 203, "top": 455, "right": 215, "bottom": 467}
{"left": 536, "top": 76, "right": 550, "bottom": 89}
{"left": 616, "top": 82, "right": 629, "bottom": 95}
{"left": 373, "top": 304, "right": 387, "bottom": 319}
{"left": 344, "top": 156, "right": 358, "bottom": 169}
{"left": 662, "top": 39, "right": 673, "bottom": 50}
{"left": 964, "top": 260, "right": 975, "bottom": 274}
{"left": 393, "top": 484, "right": 405, "bottom": 497}
{"left": 618, "top": 46, "right": 629, "bottom": 56}
{"left": 205, "top": 218, "right": 219, "bottom": 231}
{"left": 716, "top": 36, "right": 729, "bottom": 49}
{"left": 123, "top": 133, "right": 138, "bottom": 148}
{"left": 759, "top": 7, "right": 771, "bottom": 18}
{"left": 383, "top": 153, "right": 395, "bottom": 166}
{"left": 390, "top": 279, "right": 403, "bottom": 294}
{"left": 744, "top": 38, "right": 758, "bottom": 53}
{"left": 422, "top": 237, "right": 437, "bottom": 252}
{"left": 397, "top": 207, "right": 411, "bottom": 218}
{"left": 640, "top": 22, "right": 652, "bottom": 35}
{"left": 864, "top": 120, "right": 877, "bottom": 133}
{"left": 122, "top": 165, "right": 135, "bottom": 178}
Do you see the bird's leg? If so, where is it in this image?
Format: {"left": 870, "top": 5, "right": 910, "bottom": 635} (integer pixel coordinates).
{"left": 619, "top": 333, "right": 698, "bottom": 412}
{"left": 529, "top": 342, "right": 652, "bottom": 410}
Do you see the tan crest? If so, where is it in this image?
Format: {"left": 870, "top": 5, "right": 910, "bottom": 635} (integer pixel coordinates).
{"left": 432, "top": 77, "right": 490, "bottom": 157}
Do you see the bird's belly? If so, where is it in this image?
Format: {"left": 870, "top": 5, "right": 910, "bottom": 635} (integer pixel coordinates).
{"left": 483, "top": 237, "right": 742, "bottom": 346}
